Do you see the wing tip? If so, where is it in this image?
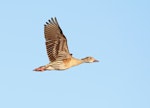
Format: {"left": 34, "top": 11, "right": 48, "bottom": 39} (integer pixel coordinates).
{"left": 45, "top": 17, "right": 58, "bottom": 26}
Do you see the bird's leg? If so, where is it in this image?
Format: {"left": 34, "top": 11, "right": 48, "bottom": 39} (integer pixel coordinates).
{"left": 33, "top": 66, "right": 46, "bottom": 72}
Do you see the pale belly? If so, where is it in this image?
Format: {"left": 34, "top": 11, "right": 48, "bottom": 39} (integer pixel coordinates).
{"left": 45, "top": 57, "right": 82, "bottom": 70}
{"left": 46, "top": 61, "right": 69, "bottom": 70}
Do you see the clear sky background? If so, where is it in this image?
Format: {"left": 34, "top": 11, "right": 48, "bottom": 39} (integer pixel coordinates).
{"left": 0, "top": 0, "right": 150, "bottom": 108}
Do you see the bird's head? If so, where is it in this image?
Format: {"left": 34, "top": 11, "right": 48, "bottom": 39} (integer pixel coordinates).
{"left": 81, "top": 56, "right": 99, "bottom": 63}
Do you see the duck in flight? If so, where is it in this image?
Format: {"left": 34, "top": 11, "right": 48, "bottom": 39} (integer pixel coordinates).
{"left": 34, "top": 17, "right": 99, "bottom": 71}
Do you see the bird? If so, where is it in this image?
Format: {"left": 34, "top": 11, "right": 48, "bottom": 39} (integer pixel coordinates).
{"left": 34, "top": 17, "right": 99, "bottom": 72}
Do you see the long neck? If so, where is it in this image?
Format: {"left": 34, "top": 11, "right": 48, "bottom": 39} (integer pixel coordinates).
{"left": 70, "top": 57, "right": 84, "bottom": 67}
{"left": 81, "top": 57, "right": 89, "bottom": 63}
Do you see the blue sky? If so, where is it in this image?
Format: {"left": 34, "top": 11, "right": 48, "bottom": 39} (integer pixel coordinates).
{"left": 0, "top": 0, "right": 150, "bottom": 108}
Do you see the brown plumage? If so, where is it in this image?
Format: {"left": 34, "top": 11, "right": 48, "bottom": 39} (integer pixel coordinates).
{"left": 34, "top": 17, "right": 99, "bottom": 72}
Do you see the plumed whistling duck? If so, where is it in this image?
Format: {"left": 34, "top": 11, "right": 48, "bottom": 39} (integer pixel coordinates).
{"left": 34, "top": 17, "right": 99, "bottom": 71}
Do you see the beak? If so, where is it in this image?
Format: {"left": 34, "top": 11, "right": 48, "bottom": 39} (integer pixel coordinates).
{"left": 94, "top": 59, "right": 99, "bottom": 62}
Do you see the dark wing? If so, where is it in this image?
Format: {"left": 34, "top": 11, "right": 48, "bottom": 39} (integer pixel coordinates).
{"left": 44, "top": 17, "right": 71, "bottom": 62}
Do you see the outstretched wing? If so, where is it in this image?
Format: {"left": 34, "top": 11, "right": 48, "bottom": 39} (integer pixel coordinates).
{"left": 44, "top": 17, "right": 71, "bottom": 62}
